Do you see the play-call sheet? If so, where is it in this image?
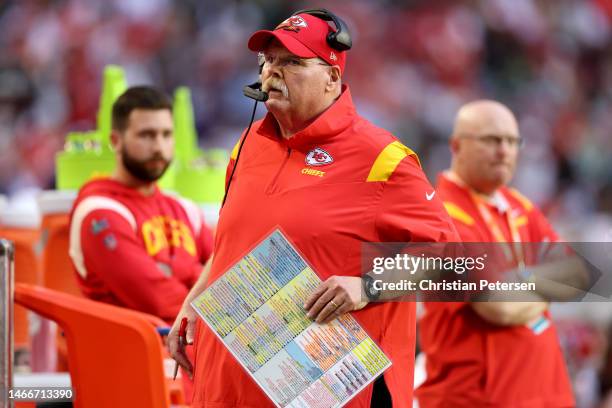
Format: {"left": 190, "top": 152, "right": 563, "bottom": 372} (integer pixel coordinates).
{"left": 191, "top": 229, "right": 391, "bottom": 408}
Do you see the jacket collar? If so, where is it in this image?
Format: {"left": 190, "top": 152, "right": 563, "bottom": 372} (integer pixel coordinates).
{"left": 256, "top": 84, "right": 356, "bottom": 151}
{"left": 439, "top": 171, "right": 510, "bottom": 213}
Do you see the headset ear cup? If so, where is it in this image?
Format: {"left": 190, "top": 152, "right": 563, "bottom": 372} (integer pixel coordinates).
{"left": 330, "top": 31, "right": 351, "bottom": 51}
{"left": 328, "top": 15, "right": 352, "bottom": 50}
{"left": 291, "top": 8, "right": 352, "bottom": 51}
{"left": 327, "top": 31, "right": 337, "bottom": 48}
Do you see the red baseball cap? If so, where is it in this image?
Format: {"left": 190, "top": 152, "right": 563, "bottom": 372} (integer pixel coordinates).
{"left": 248, "top": 13, "right": 346, "bottom": 73}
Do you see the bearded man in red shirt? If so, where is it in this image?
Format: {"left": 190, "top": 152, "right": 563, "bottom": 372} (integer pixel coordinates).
{"left": 69, "top": 86, "right": 214, "bottom": 325}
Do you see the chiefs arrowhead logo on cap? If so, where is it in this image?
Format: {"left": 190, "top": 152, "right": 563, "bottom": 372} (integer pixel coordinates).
{"left": 275, "top": 15, "right": 308, "bottom": 32}
{"left": 305, "top": 148, "right": 333, "bottom": 166}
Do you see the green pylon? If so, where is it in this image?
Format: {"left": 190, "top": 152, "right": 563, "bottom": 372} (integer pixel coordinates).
{"left": 97, "top": 65, "right": 127, "bottom": 151}
{"left": 173, "top": 86, "right": 198, "bottom": 163}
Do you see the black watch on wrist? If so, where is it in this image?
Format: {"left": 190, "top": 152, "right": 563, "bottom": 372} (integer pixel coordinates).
{"left": 362, "top": 274, "right": 381, "bottom": 301}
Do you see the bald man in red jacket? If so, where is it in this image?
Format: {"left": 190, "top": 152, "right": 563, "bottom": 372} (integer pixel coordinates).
{"left": 416, "top": 100, "right": 574, "bottom": 408}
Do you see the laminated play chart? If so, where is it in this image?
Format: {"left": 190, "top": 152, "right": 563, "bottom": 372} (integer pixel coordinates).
{"left": 192, "top": 229, "right": 391, "bottom": 408}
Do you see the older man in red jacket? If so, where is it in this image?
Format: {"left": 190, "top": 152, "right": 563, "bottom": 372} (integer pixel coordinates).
{"left": 169, "top": 11, "right": 459, "bottom": 408}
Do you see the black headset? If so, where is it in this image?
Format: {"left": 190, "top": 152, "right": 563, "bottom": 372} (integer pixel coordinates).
{"left": 293, "top": 8, "right": 352, "bottom": 51}
{"left": 224, "top": 9, "right": 352, "bottom": 206}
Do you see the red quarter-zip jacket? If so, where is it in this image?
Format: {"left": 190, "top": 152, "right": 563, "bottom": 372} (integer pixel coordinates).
{"left": 192, "top": 86, "right": 459, "bottom": 408}
{"left": 415, "top": 173, "right": 574, "bottom": 408}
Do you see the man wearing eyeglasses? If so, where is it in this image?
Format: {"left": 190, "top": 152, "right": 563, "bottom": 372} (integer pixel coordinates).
{"left": 169, "top": 10, "right": 459, "bottom": 408}
{"left": 415, "top": 100, "right": 574, "bottom": 407}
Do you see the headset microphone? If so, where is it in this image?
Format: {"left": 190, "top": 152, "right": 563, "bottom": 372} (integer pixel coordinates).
{"left": 243, "top": 81, "right": 268, "bottom": 102}
{"left": 243, "top": 52, "right": 268, "bottom": 102}
{"left": 224, "top": 52, "right": 268, "bottom": 206}
{"left": 224, "top": 70, "right": 266, "bottom": 206}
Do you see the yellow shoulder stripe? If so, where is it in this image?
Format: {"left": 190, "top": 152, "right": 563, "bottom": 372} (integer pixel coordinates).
{"left": 507, "top": 188, "right": 533, "bottom": 212}
{"left": 443, "top": 202, "right": 475, "bottom": 226}
{"left": 514, "top": 215, "right": 528, "bottom": 228}
{"left": 230, "top": 138, "right": 243, "bottom": 160}
{"left": 366, "top": 141, "right": 420, "bottom": 182}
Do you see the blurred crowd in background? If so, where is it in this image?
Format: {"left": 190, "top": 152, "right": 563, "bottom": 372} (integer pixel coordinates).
{"left": 1, "top": 0, "right": 611, "bottom": 237}
{"left": 0, "top": 0, "right": 611, "bottom": 406}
